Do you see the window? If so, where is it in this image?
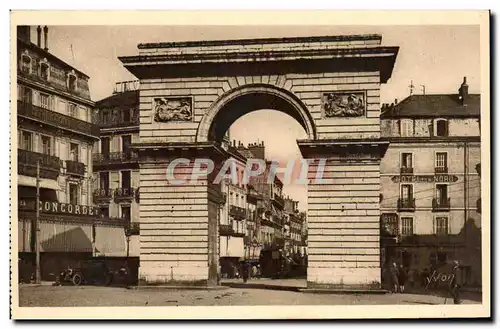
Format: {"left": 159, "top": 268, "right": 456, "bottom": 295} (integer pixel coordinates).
{"left": 100, "top": 207, "right": 109, "bottom": 218}
{"left": 20, "top": 86, "right": 32, "bottom": 103}
{"left": 39, "top": 93, "right": 50, "bottom": 109}
{"left": 435, "top": 217, "right": 448, "bottom": 235}
{"left": 21, "top": 131, "right": 33, "bottom": 151}
{"left": 435, "top": 152, "right": 447, "bottom": 169}
{"left": 122, "top": 135, "right": 131, "bottom": 154}
{"left": 101, "top": 137, "right": 110, "bottom": 156}
{"left": 69, "top": 184, "right": 79, "bottom": 205}
{"left": 68, "top": 103, "right": 78, "bottom": 118}
{"left": 400, "top": 119, "right": 413, "bottom": 137}
{"left": 40, "top": 63, "right": 49, "bottom": 81}
{"left": 41, "top": 135, "right": 51, "bottom": 155}
{"left": 401, "top": 153, "right": 413, "bottom": 169}
{"left": 400, "top": 184, "right": 413, "bottom": 201}
{"left": 70, "top": 143, "right": 79, "bottom": 162}
{"left": 20, "top": 54, "right": 31, "bottom": 74}
{"left": 436, "top": 184, "right": 449, "bottom": 205}
{"left": 121, "top": 206, "right": 131, "bottom": 223}
{"left": 435, "top": 119, "right": 449, "bottom": 137}
{"left": 99, "top": 172, "right": 110, "bottom": 190}
{"left": 401, "top": 217, "right": 413, "bottom": 236}
{"left": 68, "top": 74, "right": 77, "bottom": 91}
{"left": 121, "top": 171, "right": 131, "bottom": 189}
{"left": 123, "top": 108, "right": 131, "bottom": 123}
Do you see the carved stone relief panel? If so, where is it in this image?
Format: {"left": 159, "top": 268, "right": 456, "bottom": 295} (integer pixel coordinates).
{"left": 153, "top": 97, "right": 193, "bottom": 122}
{"left": 322, "top": 92, "right": 366, "bottom": 118}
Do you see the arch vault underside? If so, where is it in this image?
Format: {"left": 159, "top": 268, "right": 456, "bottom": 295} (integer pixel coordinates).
{"left": 119, "top": 34, "right": 399, "bottom": 289}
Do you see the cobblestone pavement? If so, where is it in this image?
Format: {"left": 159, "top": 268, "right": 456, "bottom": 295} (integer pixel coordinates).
{"left": 18, "top": 284, "right": 481, "bottom": 307}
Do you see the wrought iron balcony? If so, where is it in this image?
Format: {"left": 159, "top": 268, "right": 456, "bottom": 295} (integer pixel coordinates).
{"left": 92, "top": 151, "right": 139, "bottom": 166}
{"left": 17, "top": 101, "right": 99, "bottom": 138}
{"left": 125, "top": 222, "right": 140, "bottom": 236}
{"left": 397, "top": 198, "right": 416, "bottom": 212}
{"left": 432, "top": 198, "right": 451, "bottom": 212}
{"left": 114, "top": 187, "right": 137, "bottom": 202}
{"left": 66, "top": 160, "right": 85, "bottom": 176}
{"left": 229, "top": 205, "right": 246, "bottom": 219}
{"left": 219, "top": 224, "right": 234, "bottom": 236}
{"left": 400, "top": 167, "right": 414, "bottom": 175}
{"left": 95, "top": 114, "right": 140, "bottom": 129}
{"left": 18, "top": 149, "right": 61, "bottom": 180}
{"left": 272, "top": 194, "right": 285, "bottom": 208}
{"left": 435, "top": 167, "right": 448, "bottom": 174}
{"left": 92, "top": 189, "right": 113, "bottom": 204}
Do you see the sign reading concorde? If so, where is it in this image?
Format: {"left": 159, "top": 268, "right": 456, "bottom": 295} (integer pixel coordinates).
{"left": 391, "top": 175, "right": 459, "bottom": 183}
{"left": 19, "top": 199, "right": 101, "bottom": 217}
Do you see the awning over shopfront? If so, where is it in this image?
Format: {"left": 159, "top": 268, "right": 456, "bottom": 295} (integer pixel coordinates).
{"left": 18, "top": 175, "right": 60, "bottom": 191}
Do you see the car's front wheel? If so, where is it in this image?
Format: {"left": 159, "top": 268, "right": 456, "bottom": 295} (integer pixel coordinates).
{"left": 72, "top": 273, "right": 83, "bottom": 286}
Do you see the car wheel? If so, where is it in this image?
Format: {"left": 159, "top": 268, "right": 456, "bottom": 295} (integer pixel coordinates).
{"left": 72, "top": 273, "right": 83, "bottom": 286}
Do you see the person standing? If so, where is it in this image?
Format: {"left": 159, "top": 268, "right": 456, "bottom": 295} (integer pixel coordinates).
{"left": 450, "top": 260, "right": 462, "bottom": 304}
{"left": 389, "top": 262, "right": 400, "bottom": 293}
{"left": 398, "top": 265, "right": 407, "bottom": 293}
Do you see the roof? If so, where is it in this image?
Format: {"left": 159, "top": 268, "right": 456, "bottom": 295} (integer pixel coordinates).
{"left": 138, "top": 34, "right": 382, "bottom": 49}
{"left": 236, "top": 148, "right": 255, "bottom": 159}
{"left": 381, "top": 94, "right": 480, "bottom": 119}
{"left": 96, "top": 90, "right": 139, "bottom": 109}
{"left": 18, "top": 38, "right": 89, "bottom": 79}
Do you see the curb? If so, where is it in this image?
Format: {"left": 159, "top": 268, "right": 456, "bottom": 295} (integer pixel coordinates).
{"left": 220, "top": 282, "right": 302, "bottom": 292}
{"left": 127, "top": 285, "right": 230, "bottom": 291}
{"left": 298, "top": 288, "right": 390, "bottom": 295}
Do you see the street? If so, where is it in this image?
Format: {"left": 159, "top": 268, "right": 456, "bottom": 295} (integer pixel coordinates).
{"left": 18, "top": 283, "right": 481, "bottom": 307}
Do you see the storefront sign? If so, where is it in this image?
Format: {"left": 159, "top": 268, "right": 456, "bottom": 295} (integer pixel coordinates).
{"left": 19, "top": 200, "right": 101, "bottom": 217}
{"left": 391, "top": 175, "right": 459, "bottom": 183}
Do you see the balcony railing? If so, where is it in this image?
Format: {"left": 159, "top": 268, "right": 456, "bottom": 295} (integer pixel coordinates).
{"left": 95, "top": 114, "right": 140, "bottom": 129}
{"left": 17, "top": 101, "right": 99, "bottom": 138}
{"left": 272, "top": 194, "right": 285, "bottom": 208}
{"left": 435, "top": 167, "right": 448, "bottom": 174}
{"left": 229, "top": 205, "right": 246, "bottom": 219}
{"left": 219, "top": 224, "right": 234, "bottom": 236}
{"left": 432, "top": 198, "right": 451, "bottom": 212}
{"left": 65, "top": 160, "right": 85, "bottom": 176}
{"left": 126, "top": 222, "right": 140, "bottom": 236}
{"left": 397, "top": 198, "right": 416, "bottom": 212}
{"left": 400, "top": 167, "right": 414, "bottom": 175}
{"left": 92, "top": 151, "right": 139, "bottom": 165}
{"left": 114, "top": 187, "right": 137, "bottom": 202}
{"left": 18, "top": 149, "right": 61, "bottom": 180}
{"left": 92, "top": 189, "right": 113, "bottom": 204}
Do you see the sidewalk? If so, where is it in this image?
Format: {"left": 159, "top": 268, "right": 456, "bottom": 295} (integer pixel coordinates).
{"left": 220, "top": 278, "right": 306, "bottom": 291}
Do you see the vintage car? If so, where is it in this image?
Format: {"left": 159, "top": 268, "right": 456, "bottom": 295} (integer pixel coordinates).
{"left": 58, "top": 259, "right": 129, "bottom": 286}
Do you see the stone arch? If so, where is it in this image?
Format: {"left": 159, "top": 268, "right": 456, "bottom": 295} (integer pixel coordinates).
{"left": 196, "top": 83, "right": 316, "bottom": 143}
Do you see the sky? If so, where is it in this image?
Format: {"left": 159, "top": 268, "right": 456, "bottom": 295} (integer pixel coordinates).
{"left": 32, "top": 25, "right": 480, "bottom": 210}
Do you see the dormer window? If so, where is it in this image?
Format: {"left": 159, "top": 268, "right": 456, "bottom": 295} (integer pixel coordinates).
{"left": 40, "top": 62, "right": 50, "bottom": 81}
{"left": 400, "top": 119, "right": 414, "bottom": 137}
{"left": 435, "top": 119, "right": 449, "bottom": 137}
{"left": 68, "top": 72, "right": 77, "bottom": 92}
{"left": 20, "top": 53, "right": 32, "bottom": 74}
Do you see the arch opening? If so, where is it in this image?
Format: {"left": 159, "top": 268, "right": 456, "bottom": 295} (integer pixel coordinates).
{"left": 196, "top": 84, "right": 316, "bottom": 143}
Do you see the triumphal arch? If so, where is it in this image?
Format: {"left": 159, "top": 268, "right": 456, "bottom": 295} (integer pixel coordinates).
{"left": 119, "top": 34, "right": 399, "bottom": 289}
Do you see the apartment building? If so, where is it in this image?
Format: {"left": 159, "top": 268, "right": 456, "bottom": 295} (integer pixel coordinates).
{"left": 380, "top": 77, "right": 481, "bottom": 286}
{"left": 16, "top": 26, "right": 126, "bottom": 280}
{"left": 92, "top": 81, "right": 141, "bottom": 258}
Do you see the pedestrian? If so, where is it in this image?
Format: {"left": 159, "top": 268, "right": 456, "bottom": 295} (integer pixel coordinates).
{"left": 407, "top": 267, "right": 415, "bottom": 291}
{"left": 450, "top": 260, "right": 462, "bottom": 304}
{"left": 398, "top": 265, "right": 407, "bottom": 293}
{"left": 389, "top": 262, "right": 399, "bottom": 293}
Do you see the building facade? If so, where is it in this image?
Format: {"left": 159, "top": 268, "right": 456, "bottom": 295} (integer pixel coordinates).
{"left": 16, "top": 26, "right": 127, "bottom": 281}
{"left": 92, "top": 81, "right": 141, "bottom": 258}
{"left": 380, "top": 77, "right": 481, "bottom": 286}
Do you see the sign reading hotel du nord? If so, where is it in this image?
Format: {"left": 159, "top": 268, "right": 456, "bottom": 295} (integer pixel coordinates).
{"left": 391, "top": 175, "right": 459, "bottom": 183}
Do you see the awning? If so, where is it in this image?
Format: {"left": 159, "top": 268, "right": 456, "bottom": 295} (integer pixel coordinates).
{"left": 18, "top": 175, "right": 60, "bottom": 190}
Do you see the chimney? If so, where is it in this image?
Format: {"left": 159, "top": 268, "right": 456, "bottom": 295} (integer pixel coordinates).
{"left": 17, "top": 26, "right": 31, "bottom": 43}
{"left": 394, "top": 99, "right": 398, "bottom": 105}
{"left": 248, "top": 141, "right": 265, "bottom": 160}
{"left": 459, "top": 76, "right": 469, "bottom": 106}
{"left": 233, "top": 140, "right": 236, "bottom": 147}
{"left": 36, "top": 26, "right": 42, "bottom": 47}
{"left": 43, "top": 26, "right": 48, "bottom": 51}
